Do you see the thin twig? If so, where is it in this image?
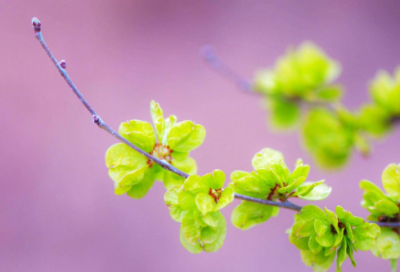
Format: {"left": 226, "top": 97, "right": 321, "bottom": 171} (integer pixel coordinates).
{"left": 32, "top": 18, "right": 400, "bottom": 228}
{"left": 201, "top": 45, "right": 254, "bottom": 93}
{"left": 234, "top": 194, "right": 302, "bottom": 212}
{"left": 31, "top": 18, "right": 188, "bottom": 178}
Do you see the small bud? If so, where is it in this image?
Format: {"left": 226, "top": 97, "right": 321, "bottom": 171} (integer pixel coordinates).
{"left": 59, "top": 60, "right": 66, "bottom": 69}
{"left": 31, "top": 17, "right": 41, "bottom": 33}
{"left": 92, "top": 115, "right": 101, "bottom": 125}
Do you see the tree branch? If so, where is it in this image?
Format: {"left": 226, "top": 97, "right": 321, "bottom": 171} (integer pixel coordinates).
{"left": 32, "top": 18, "right": 399, "bottom": 228}
{"left": 201, "top": 45, "right": 254, "bottom": 93}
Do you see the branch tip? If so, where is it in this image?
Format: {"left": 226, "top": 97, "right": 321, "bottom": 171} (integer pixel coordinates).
{"left": 200, "top": 45, "right": 218, "bottom": 64}
{"left": 31, "top": 17, "right": 41, "bottom": 34}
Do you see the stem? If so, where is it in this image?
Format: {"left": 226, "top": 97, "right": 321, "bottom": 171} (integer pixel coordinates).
{"left": 234, "top": 194, "right": 302, "bottom": 212}
{"left": 201, "top": 45, "right": 254, "bottom": 93}
{"left": 32, "top": 18, "right": 188, "bottom": 179}
{"left": 32, "top": 18, "right": 400, "bottom": 228}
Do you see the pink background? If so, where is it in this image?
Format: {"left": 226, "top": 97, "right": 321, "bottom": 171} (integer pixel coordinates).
{"left": 2, "top": 1, "right": 400, "bottom": 271}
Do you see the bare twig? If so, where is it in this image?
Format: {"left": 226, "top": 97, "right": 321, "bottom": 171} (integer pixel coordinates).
{"left": 201, "top": 45, "right": 254, "bottom": 93}
{"left": 31, "top": 17, "right": 188, "bottom": 178}
{"left": 32, "top": 18, "right": 400, "bottom": 228}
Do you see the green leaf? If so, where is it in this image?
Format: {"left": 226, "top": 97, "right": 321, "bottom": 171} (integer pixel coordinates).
{"left": 162, "top": 114, "right": 177, "bottom": 145}
{"left": 231, "top": 201, "right": 276, "bottom": 230}
{"left": 200, "top": 226, "right": 218, "bottom": 244}
{"left": 169, "top": 205, "right": 188, "bottom": 222}
{"left": 315, "top": 219, "right": 335, "bottom": 247}
{"left": 301, "top": 108, "right": 353, "bottom": 169}
{"left": 180, "top": 226, "right": 202, "bottom": 254}
{"left": 309, "top": 233, "right": 323, "bottom": 254}
{"left": 202, "top": 170, "right": 225, "bottom": 189}
{"left": 374, "top": 199, "right": 400, "bottom": 216}
{"left": 252, "top": 148, "right": 286, "bottom": 171}
{"left": 105, "top": 143, "right": 148, "bottom": 184}
{"left": 195, "top": 193, "right": 216, "bottom": 215}
{"left": 203, "top": 212, "right": 227, "bottom": 252}
{"left": 353, "top": 223, "right": 381, "bottom": 251}
{"left": 203, "top": 211, "right": 220, "bottom": 229}
{"left": 178, "top": 190, "right": 195, "bottom": 210}
{"left": 313, "top": 250, "right": 336, "bottom": 272}
{"left": 232, "top": 171, "right": 271, "bottom": 195}
{"left": 291, "top": 235, "right": 311, "bottom": 250}
{"left": 346, "top": 238, "right": 357, "bottom": 267}
{"left": 290, "top": 163, "right": 310, "bottom": 181}
{"left": 215, "top": 187, "right": 234, "bottom": 211}
{"left": 296, "top": 219, "right": 316, "bottom": 238}
{"left": 324, "top": 207, "right": 338, "bottom": 232}
{"left": 150, "top": 101, "right": 165, "bottom": 142}
{"left": 119, "top": 120, "right": 156, "bottom": 153}
{"left": 114, "top": 166, "right": 147, "bottom": 195}
{"left": 164, "top": 187, "right": 180, "bottom": 206}
{"left": 371, "top": 228, "right": 400, "bottom": 260}
{"left": 391, "top": 259, "right": 398, "bottom": 272}
{"left": 300, "top": 250, "right": 315, "bottom": 267}
{"left": 268, "top": 98, "right": 300, "bottom": 129}
{"left": 336, "top": 239, "right": 347, "bottom": 272}
{"left": 301, "top": 205, "right": 327, "bottom": 221}
{"left": 181, "top": 212, "right": 201, "bottom": 245}
{"left": 167, "top": 121, "right": 206, "bottom": 152}
{"left": 296, "top": 181, "right": 332, "bottom": 201}
{"left": 163, "top": 157, "right": 197, "bottom": 190}
{"left": 360, "top": 180, "right": 387, "bottom": 199}
{"left": 126, "top": 168, "right": 156, "bottom": 199}
{"left": 382, "top": 164, "right": 400, "bottom": 200}
{"left": 184, "top": 175, "right": 209, "bottom": 195}
{"left": 278, "top": 176, "right": 306, "bottom": 194}
{"left": 335, "top": 206, "right": 364, "bottom": 226}
{"left": 315, "top": 85, "right": 342, "bottom": 102}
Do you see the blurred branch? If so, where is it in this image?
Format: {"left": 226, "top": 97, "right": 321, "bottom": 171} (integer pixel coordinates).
{"left": 32, "top": 18, "right": 400, "bottom": 228}
{"left": 201, "top": 45, "right": 254, "bottom": 93}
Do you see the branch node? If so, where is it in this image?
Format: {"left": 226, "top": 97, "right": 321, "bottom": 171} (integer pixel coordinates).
{"left": 92, "top": 115, "right": 102, "bottom": 126}
{"left": 31, "top": 17, "right": 41, "bottom": 34}
{"left": 59, "top": 60, "right": 66, "bottom": 69}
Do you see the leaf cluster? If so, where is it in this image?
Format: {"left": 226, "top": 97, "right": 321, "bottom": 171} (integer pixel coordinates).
{"left": 105, "top": 101, "right": 205, "bottom": 199}
{"left": 252, "top": 41, "right": 400, "bottom": 170}
{"left": 230, "top": 148, "right": 331, "bottom": 229}
{"left": 289, "top": 205, "right": 380, "bottom": 272}
{"left": 360, "top": 164, "right": 400, "bottom": 269}
{"left": 254, "top": 42, "right": 342, "bottom": 129}
{"left": 164, "top": 170, "right": 234, "bottom": 253}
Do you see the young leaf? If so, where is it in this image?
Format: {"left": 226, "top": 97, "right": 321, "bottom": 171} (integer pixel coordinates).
{"left": 150, "top": 101, "right": 165, "bottom": 142}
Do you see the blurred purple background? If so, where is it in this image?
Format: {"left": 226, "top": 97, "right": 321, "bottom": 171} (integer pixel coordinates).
{"left": 2, "top": 1, "right": 400, "bottom": 271}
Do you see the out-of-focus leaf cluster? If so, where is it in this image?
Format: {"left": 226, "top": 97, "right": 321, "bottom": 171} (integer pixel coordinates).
{"left": 254, "top": 42, "right": 342, "bottom": 129}
{"left": 229, "top": 148, "right": 331, "bottom": 230}
{"left": 253, "top": 42, "right": 400, "bottom": 170}
{"left": 289, "top": 205, "right": 380, "bottom": 272}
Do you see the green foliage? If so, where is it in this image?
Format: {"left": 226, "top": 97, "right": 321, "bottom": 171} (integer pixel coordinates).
{"left": 301, "top": 107, "right": 371, "bottom": 169}
{"left": 251, "top": 42, "right": 400, "bottom": 170}
{"left": 358, "top": 68, "right": 400, "bottom": 138}
{"left": 289, "top": 205, "right": 380, "bottom": 272}
{"left": 360, "top": 164, "right": 400, "bottom": 267}
{"left": 105, "top": 101, "right": 205, "bottom": 198}
{"left": 230, "top": 148, "right": 331, "bottom": 229}
{"left": 165, "top": 170, "right": 234, "bottom": 253}
{"left": 254, "top": 42, "right": 343, "bottom": 130}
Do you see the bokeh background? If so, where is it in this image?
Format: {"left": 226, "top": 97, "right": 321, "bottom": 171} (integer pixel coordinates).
{"left": 2, "top": 0, "right": 400, "bottom": 271}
